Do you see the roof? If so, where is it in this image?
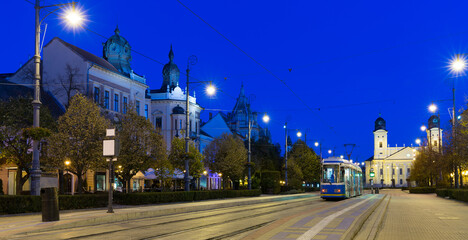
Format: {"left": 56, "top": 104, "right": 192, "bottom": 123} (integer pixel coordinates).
{"left": 50, "top": 37, "right": 119, "bottom": 73}
{"left": 0, "top": 78, "right": 65, "bottom": 118}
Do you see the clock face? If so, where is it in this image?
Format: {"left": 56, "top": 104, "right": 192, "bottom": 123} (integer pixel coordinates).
{"left": 433, "top": 118, "right": 438, "bottom": 123}
{"left": 378, "top": 120, "right": 383, "bottom": 126}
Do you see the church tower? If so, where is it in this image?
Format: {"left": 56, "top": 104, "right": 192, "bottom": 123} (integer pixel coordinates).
{"left": 373, "top": 115, "right": 388, "bottom": 159}
{"left": 427, "top": 115, "right": 443, "bottom": 151}
{"left": 103, "top": 26, "right": 132, "bottom": 76}
{"left": 160, "top": 45, "right": 180, "bottom": 92}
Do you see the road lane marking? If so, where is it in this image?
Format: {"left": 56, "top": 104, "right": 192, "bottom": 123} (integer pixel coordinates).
{"left": 297, "top": 196, "right": 375, "bottom": 240}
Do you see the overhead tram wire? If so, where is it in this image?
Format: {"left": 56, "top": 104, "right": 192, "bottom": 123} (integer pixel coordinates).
{"left": 175, "top": 0, "right": 342, "bottom": 139}
{"left": 20, "top": 0, "right": 234, "bottom": 100}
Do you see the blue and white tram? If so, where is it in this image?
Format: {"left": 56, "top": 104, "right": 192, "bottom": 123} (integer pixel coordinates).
{"left": 320, "top": 157, "right": 363, "bottom": 199}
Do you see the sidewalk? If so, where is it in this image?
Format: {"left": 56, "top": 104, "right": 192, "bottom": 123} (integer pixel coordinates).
{"left": 359, "top": 189, "right": 468, "bottom": 240}
{"left": 0, "top": 193, "right": 317, "bottom": 238}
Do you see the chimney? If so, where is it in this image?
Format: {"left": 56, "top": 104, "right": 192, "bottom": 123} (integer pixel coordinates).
{"left": 209, "top": 112, "right": 213, "bottom": 120}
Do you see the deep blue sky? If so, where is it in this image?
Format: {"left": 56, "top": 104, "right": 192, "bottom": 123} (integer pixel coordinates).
{"left": 2, "top": 0, "right": 468, "bottom": 161}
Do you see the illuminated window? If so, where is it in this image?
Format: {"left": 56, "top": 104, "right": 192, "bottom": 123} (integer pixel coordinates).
{"left": 379, "top": 142, "right": 383, "bottom": 148}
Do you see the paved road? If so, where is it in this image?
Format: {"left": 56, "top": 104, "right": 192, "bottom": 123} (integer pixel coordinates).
{"left": 373, "top": 189, "right": 468, "bottom": 240}
{"left": 2, "top": 193, "right": 381, "bottom": 240}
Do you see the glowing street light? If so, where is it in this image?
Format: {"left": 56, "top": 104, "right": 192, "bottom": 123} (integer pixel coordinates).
{"left": 262, "top": 114, "right": 270, "bottom": 123}
{"left": 206, "top": 84, "right": 216, "bottom": 96}
{"left": 415, "top": 138, "right": 421, "bottom": 145}
{"left": 328, "top": 149, "right": 332, "bottom": 154}
{"left": 450, "top": 55, "right": 467, "bottom": 74}
{"left": 63, "top": 7, "right": 85, "bottom": 28}
{"left": 314, "top": 142, "right": 319, "bottom": 147}
{"left": 296, "top": 131, "right": 302, "bottom": 137}
{"left": 420, "top": 125, "right": 427, "bottom": 131}
{"left": 64, "top": 160, "right": 71, "bottom": 166}
{"left": 429, "top": 104, "right": 437, "bottom": 113}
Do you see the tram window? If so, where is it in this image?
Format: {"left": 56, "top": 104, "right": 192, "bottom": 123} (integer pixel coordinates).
{"left": 340, "top": 168, "right": 345, "bottom": 182}
{"left": 322, "top": 165, "right": 339, "bottom": 183}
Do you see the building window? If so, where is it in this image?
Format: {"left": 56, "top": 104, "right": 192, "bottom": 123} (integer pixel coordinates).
{"left": 196, "top": 122, "right": 198, "bottom": 134}
{"left": 155, "top": 117, "right": 162, "bottom": 130}
{"left": 380, "top": 169, "right": 383, "bottom": 175}
{"left": 136, "top": 100, "right": 140, "bottom": 115}
{"left": 104, "top": 91, "right": 110, "bottom": 109}
{"left": 400, "top": 179, "right": 403, "bottom": 184}
{"left": 114, "top": 94, "right": 119, "bottom": 112}
{"left": 379, "top": 142, "right": 383, "bottom": 148}
{"left": 399, "top": 168, "right": 402, "bottom": 175}
{"left": 392, "top": 169, "right": 395, "bottom": 175}
{"left": 434, "top": 141, "right": 437, "bottom": 146}
{"left": 190, "top": 120, "right": 192, "bottom": 133}
{"left": 123, "top": 97, "right": 128, "bottom": 114}
{"left": 94, "top": 87, "right": 100, "bottom": 103}
{"left": 180, "top": 120, "right": 182, "bottom": 130}
{"left": 145, "top": 104, "right": 148, "bottom": 119}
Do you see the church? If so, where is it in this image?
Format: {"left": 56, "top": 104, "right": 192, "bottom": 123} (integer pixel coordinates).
{"left": 364, "top": 115, "right": 442, "bottom": 188}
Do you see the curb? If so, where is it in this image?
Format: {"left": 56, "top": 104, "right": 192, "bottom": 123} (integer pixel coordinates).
{"left": 342, "top": 194, "right": 386, "bottom": 240}
{"left": 28, "top": 193, "right": 319, "bottom": 234}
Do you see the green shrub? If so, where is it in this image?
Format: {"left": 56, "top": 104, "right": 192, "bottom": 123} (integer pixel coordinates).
{"left": 261, "top": 171, "right": 281, "bottom": 194}
{"left": 0, "top": 195, "right": 41, "bottom": 214}
{"left": 0, "top": 190, "right": 261, "bottom": 214}
{"left": 436, "top": 188, "right": 449, "bottom": 198}
{"left": 409, "top": 187, "right": 436, "bottom": 194}
{"left": 0, "top": 179, "right": 3, "bottom": 195}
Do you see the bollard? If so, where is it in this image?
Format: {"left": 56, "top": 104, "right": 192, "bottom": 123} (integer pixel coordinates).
{"left": 375, "top": 188, "right": 379, "bottom": 194}
{"left": 41, "top": 187, "right": 59, "bottom": 222}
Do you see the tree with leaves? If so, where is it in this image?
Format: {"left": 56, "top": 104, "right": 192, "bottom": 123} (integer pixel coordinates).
{"left": 204, "top": 133, "right": 247, "bottom": 189}
{"left": 47, "top": 94, "right": 110, "bottom": 194}
{"left": 288, "top": 139, "right": 321, "bottom": 186}
{"left": 169, "top": 137, "right": 203, "bottom": 189}
{"left": 115, "top": 107, "right": 168, "bottom": 193}
{"left": 0, "top": 97, "right": 55, "bottom": 195}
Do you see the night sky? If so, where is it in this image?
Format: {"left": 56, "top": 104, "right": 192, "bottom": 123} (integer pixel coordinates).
{"left": 2, "top": 0, "right": 468, "bottom": 162}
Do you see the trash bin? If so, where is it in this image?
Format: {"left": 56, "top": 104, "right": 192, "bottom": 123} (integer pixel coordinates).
{"left": 41, "top": 187, "right": 59, "bottom": 222}
{"left": 375, "top": 188, "right": 380, "bottom": 194}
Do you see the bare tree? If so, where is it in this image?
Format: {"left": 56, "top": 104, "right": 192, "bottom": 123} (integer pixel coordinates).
{"left": 52, "top": 64, "right": 83, "bottom": 108}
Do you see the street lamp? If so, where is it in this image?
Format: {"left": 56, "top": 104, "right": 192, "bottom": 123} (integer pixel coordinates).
{"left": 428, "top": 104, "right": 437, "bottom": 113}
{"left": 420, "top": 125, "right": 427, "bottom": 131}
{"left": 184, "top": 55, "right": 216, "bottom": 191}
{"left": 296, "top": 131, "right": 302, "bottom": 137}
{"left": 415, "top": 138, "right": 421, "bottom": 145}
{"left": 247, "top": 112, "right": 269, "bottom": 190}
{"left": 328, "top": 149, "right": 332, "bottom": 154}
{"left": 31, "top": 1, "right": 85, "bottom": 196}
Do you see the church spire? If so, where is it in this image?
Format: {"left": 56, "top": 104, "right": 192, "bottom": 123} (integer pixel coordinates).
{"left": 169, "top": 44, "right": 174, "bottom": 62}
{"left": 114, "top": 25, "right": 120, "bottom": 35}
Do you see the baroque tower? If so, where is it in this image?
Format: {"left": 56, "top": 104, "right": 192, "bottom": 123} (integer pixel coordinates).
{"left": 103, "top": 26, "right": 132, "bottom": 76}
{"left": 373, "top": 115, "right": 388, "bottom": 159}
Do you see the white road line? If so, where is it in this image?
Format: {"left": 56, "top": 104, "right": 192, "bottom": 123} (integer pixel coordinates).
{"left": 297, "top": 196, "right": 375, "bottom": 240}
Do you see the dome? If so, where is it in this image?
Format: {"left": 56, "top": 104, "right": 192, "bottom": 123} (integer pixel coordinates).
{"left": 161, "top": 45, "right": 180, "bottom": 91}
{"left": 103, "top": 26, "right": 132, "bottom": 76}
{"left": 172, "top": 105, "right": 185, "bottom": 114}
{"left": 374, "top": 116, "right": 386, "bottom": 132}
{"left": 428, "top": 115, "right": 440, "bottom": 129}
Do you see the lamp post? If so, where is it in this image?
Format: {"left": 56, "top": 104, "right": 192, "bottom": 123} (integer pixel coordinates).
{"left": 247, "top": 113, "right": 269, "bottom": 190}
{"left": 449, "top": 55, "right": 467, "bottom": 188}
{"left": 31, "top": 1, "right": 84, "bottom": 196}
{"left": 184, "top": 55, "right": 216, "bottom": 191}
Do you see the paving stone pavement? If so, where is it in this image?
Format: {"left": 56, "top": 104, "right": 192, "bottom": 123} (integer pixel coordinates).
{"left": 376, "top": 189, "right": 468, "bottom": 240}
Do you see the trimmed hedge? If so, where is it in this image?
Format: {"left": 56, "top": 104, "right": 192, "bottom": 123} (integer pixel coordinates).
{"left": 409, "top": 187, "right": 436, "bottom": 194}
{"left": 0, "top": 195, "right": 42, "bottom": 214}
{"left": 261, "top": 171, "right": 281, "bottom": 194}
{"left": 0, "top": 189, "right": 261, "bottom": 214}
{"left": 436, "top": 189, "right": 468, "bottom": 202}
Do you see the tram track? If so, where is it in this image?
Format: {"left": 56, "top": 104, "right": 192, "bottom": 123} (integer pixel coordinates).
{"left": 15, "top": 195, "right": 324, "bottom": 240}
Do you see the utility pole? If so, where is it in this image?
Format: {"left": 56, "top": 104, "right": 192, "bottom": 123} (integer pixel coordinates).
{"left": 284, "top": 122, "right": 288, "bottom": 186}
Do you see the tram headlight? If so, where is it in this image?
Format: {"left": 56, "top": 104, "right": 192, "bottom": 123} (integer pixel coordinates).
{"left": 334, "top": 189, "right": 341, "bottom": 193}
{"left": 321, "top": 189, "right": 327, "bottom": 193}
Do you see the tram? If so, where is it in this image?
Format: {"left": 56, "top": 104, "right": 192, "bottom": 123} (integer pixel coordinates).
{"left": 320, "top": 157, "right": 363, "bottom": 199}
